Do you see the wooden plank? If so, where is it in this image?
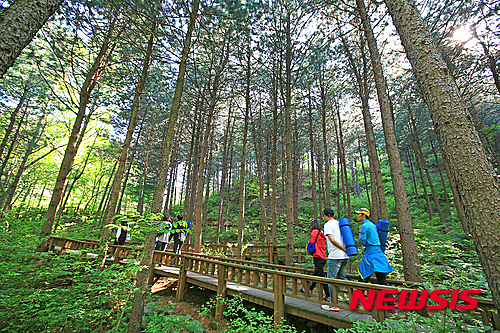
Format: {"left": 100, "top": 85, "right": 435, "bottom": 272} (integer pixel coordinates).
{"left": 215, "top": 263, "right": 227, "bottom": 321}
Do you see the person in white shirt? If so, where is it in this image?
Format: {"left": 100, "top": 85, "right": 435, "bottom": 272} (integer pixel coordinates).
{"left": 323, "top": 208, "right": 349, "bottom": 289}
{"left": 114, "top": 221, "right": 131, "bottom": 245}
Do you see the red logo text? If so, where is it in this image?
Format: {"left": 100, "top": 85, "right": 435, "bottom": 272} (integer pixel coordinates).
{"left": 349, "top": 289, "right": 481, "bottom": 310}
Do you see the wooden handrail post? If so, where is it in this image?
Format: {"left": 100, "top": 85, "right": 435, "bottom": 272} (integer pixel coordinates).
{"left": 273, "top": 273, "right": 285, "bottom": 329}
{"left": 215, "top": 263, "right": 228, "bottom": 321}
{"left": 176, "top": 257, "right": 188, "bottom": 303}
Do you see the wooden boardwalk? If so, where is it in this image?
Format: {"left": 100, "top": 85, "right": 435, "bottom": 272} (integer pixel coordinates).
{"left": 154, "top": 264, "right": 372, "bottom": 329}
{"left": 47, "top": 236, "right": 500, "bottom": 330}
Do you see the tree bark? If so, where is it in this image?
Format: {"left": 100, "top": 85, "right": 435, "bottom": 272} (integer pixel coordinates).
{"left": 237, "top": 43, "right": 252, "bottom": 259}
{"left": 384, "top": 0, "right": 500, "bottom": 307}
{"left": 151, "top": 0, "right": 200, "bottom": 215}
{"left": 103, "top": 22, "right": 155, "bottom": 240}
{"left": 36, "top": 17, "right": 117, "bottom": 251}
{"left": 284, "top": 12, "right": 294, "bottom": 266}
{"left": 2, "top": 114, "right": 45, "bottom": 211}
{"left": 357, "top": 0, "right": 422, "bottom": 282}
{"left": 0, "top": 0, "right": 64, "bottom": 77}
{"left": 338, "top": 25, "right": 388, "bottom": 222}
{"left": 308, "top": 92, "right": 318, "bottom": 221}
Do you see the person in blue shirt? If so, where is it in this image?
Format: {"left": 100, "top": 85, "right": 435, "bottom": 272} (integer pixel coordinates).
{"left": 356, "top": 208, "right": 394, "bottom": 286}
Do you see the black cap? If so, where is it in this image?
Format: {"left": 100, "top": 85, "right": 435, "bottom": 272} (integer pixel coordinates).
{"left": 323, "top": 208, "right": 334, "bottom": 217}
{"left": 177, "top": 214, "right": 183, "bottom": 220}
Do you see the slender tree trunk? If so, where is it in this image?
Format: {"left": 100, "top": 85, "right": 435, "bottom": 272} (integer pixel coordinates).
{"left": 251, "top": 105, "right": 268, "bottom": 243}
{"left": 308, "top": 92, "right": 318, "bottom": 221}
{"left": 137, "top": 128, "right": 152, "bottom": 215}
{"left": 127, "top": 2, "right": 199, "bottom": 332}
{"left": 2, "top": 114, "right": 45, "bottom": 211}
{"left": 410, "top": 114, "right": 444, "bottom": 223}
{"left": 151, "top": 0, "right": 199, "bottom": 215}
{"left": 413, "top": 142, "right": 433, "bottom": 219}
{"left": 406, "top": 148, "right": 420, "bottom": 210}
{"left": 271, "top": 64, "right": 278, "bottom": 251}
{"left": 358, "top": 136, "right": 371, "bottom": 211}
{"left": 429, "top": 139, "right": 451, "bottom": 209}
{"left": 118, "top": 116, "right": 146, "bottom": 214}
{"left": 320, "top": 78, "right": 331, "bottom": 208}
{"left": 36, "top": 18, "right": 117, "bottom": 251}
{"left": 103, "top": 23, "right": 155, "bottom": 240}
{"left": 384, "top": 0, "right": 500, "bottom": 305}
{"left": 358, "top": 0, "right": 422, "bottom": 281}
{"left": 54, "top": 138, "right": 96, "bottom": 229}
{"left": 217, "top": 102, "right": 232, "bottom": 244}
{"left": 338, "top": 26, "right": 388, "bottom": 223}
{"left": 442, "top": 154, "right": 469, "bottom": 233}
{"left": 283, "top": 12, "right": 294, "bottom": 266}
{"left": 0, "top": 82, "right": 28, "bottom": 169}
{"left": 237, "top": 44, "right": 252, "bottom": 259}
{"left": 0, "top": 107, "right": 28, "bottom": 187}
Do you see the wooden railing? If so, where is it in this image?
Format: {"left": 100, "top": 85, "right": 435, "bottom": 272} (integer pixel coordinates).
{"left": 47, "top": 236, "right": 499, "bottom": 330}
{"left": 152, "top": 251, "right": 406, "bottom": 325}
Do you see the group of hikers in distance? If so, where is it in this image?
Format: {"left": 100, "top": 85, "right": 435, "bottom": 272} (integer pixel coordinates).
{"left": 305, "top": 207, "right": 393, "bottom": 311}
{"left": 113, "top": 214, "right": 192, "bottom": 255}
{"left": 113, "top": 205, "right": 391, "bottom": 313}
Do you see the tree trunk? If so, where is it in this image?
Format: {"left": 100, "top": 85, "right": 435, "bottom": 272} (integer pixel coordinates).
{"left": 137, "top": 127, "right": 152, "bottom": 215}
{"left": 429, "top": 139, "right": 451, "bottom": 209}
{"left": 308, "top": 92, "right": 318, "bottom": 221}
{"left": 338, "top": 27, "right": 388, "bottom": 222}
{"left": 217, "top": 101, "right": 232, "bottom": 244}
{"left": 271, "top": 63, "right": 279, "bottom": 251}
{"left": 358, "top": 136, "right": 371, "bottom": 211}
{"left": 251, "top": 105, "right": 268, "bottom": 243}
{"left": 410, "top": 114, "right": 445, "bottom": 223}
{"left": 320, "top": 78, "right": 331, "bottom": 208}
{"left": 127, "top": 2, "right": 199, "bottom": 332}
{"left": 0, "top": 0, "right": 64, "bottom": 77}
{"left": 118, "top": 116, "right": 146, "bottom": 214}
{"left": 284, "top": 12, "right": 294, "bottom": 266}
{"left": 54, "top": 137, "right": 96, "bottom": 229}
{"left": 237, "top": 43, "right": 252, "bottom": 259}
{"left": 2, "top": 114, "right": 45, "bottom": 211}
{"left": 36, "top": 17, "right": 117, "bottom": 251}
{"left": 406, "top": 148, "right": 420, "bottom": 210}
{"left": 0, "top": 81, "right": 29, "bottom": 171}
{"left": 103, "top": 22, "right": 155, "bottom": 240}
{"left": 151, "top": 0, "right": 200, "bottom": 215}
{"left": 357, "top": 0, "right": 422, "bottom": 282}
{"left": 384, "top": 0, "right": 500, "bottom": 307}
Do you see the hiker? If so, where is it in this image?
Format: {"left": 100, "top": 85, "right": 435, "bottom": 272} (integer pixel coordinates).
{"left": 155, "top": 215, "right": 172, "bottom": 251}
{"left": 173, "top": 214, "right": 191, "bottom": 254}
{"left": 302, "top": 219, "right": 331, "bottom": 303}
{"left": 356, "top": 207, "right": 394, "bottom": 286}
{"left": 322, "top": 208, "right": 348, "bottom": 311}
{"left": 114, "top": 220, "right": 130, "bottom": 246}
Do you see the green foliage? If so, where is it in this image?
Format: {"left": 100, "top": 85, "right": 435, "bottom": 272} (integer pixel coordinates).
{"left": 144, "top": 302, "right": 203, "bottom": 333}
{"left": 200, "top": 294, "right": 297, "bottom": 333}
{"left": 337, "top": 310, "right": 497, "bottom": 333}
{"left": 0, "top": 214, "right": 140, "bottom": 332}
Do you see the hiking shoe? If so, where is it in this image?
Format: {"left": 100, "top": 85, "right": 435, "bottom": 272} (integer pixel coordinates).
{"left": 321, "top": 305, "right": 340, "bottom": 312}
{"left": 323, "top": 296, "right": 332, "bottom": 302}
{"left": 299, "top": 287, "right": 306, "bottom": 293}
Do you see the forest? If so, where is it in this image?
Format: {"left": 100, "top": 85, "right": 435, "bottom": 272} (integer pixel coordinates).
{"left": 0, "top": 0, "right": 499, "bottom": 332}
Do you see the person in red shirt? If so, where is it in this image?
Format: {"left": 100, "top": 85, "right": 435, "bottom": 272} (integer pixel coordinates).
{"left": 302, "top": 219, "right": 331, "bottom": 301}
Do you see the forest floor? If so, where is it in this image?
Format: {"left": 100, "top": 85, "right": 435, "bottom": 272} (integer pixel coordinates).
{"left": 150, "top": 277, "right": 230, "bottom": 332}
